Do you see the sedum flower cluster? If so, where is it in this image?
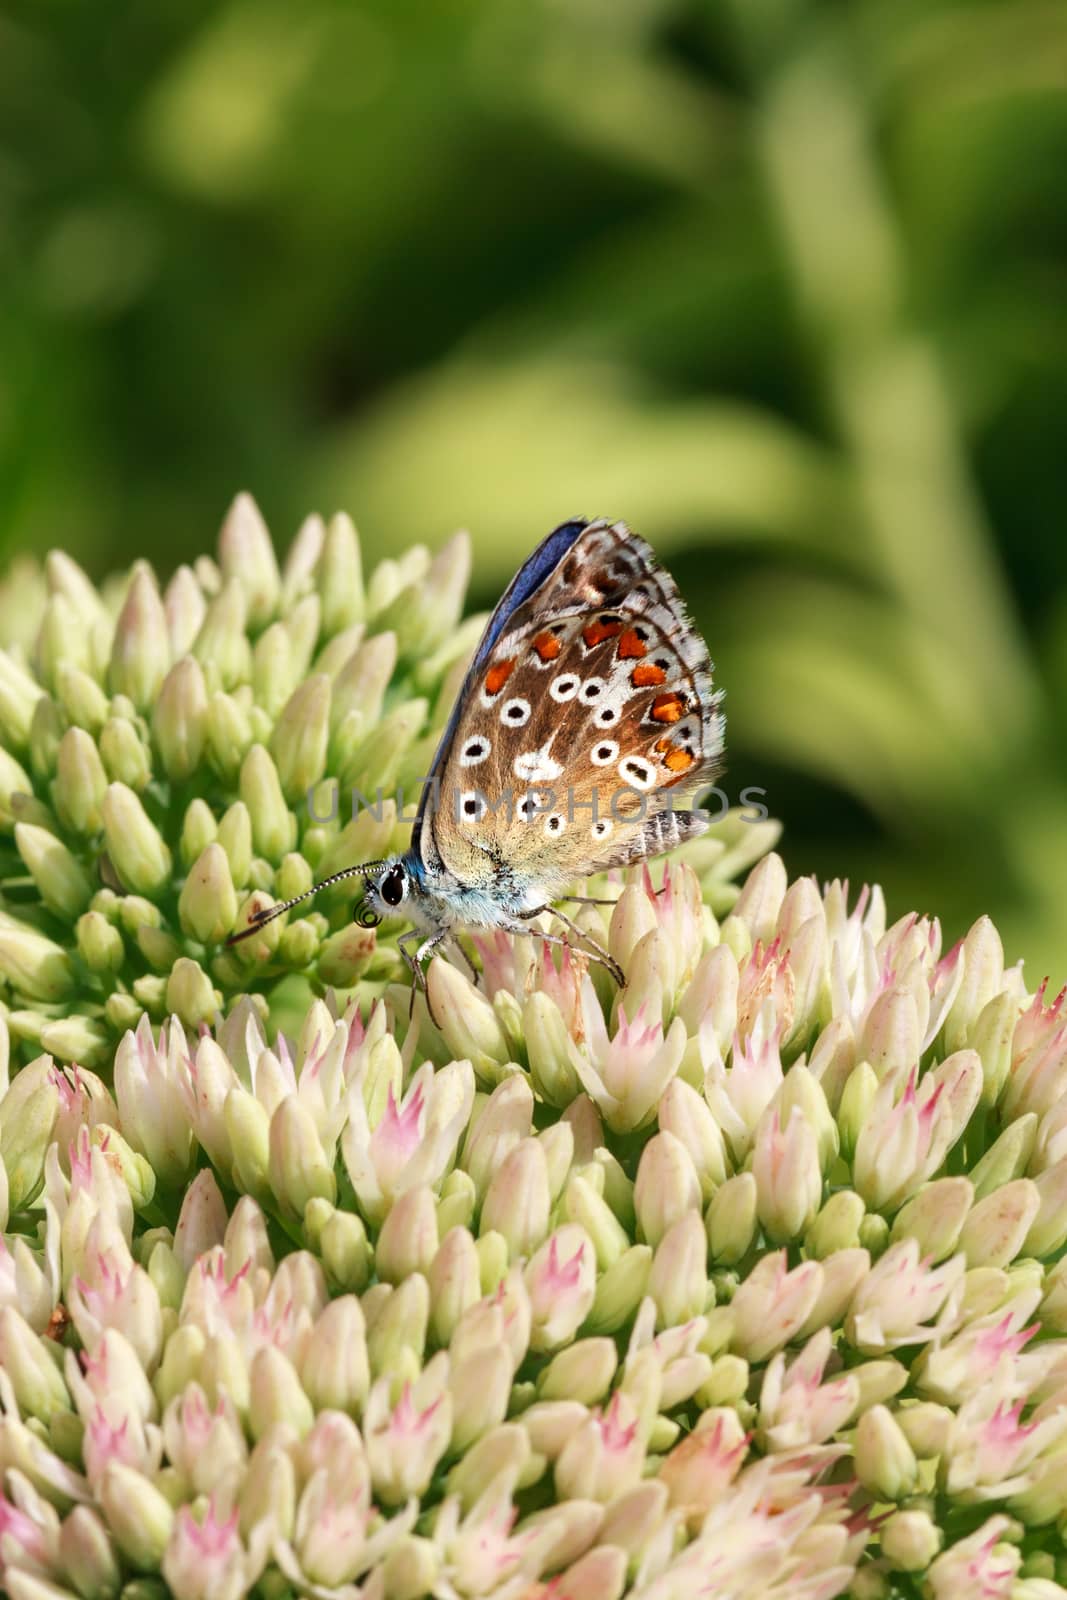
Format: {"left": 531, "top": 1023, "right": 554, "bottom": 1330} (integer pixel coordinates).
{"left": 1, "top": 508, "right": 1067, "bottom": 1600}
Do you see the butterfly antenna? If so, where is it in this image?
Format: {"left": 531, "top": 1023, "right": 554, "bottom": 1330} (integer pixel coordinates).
{"left": 225, "top": 861, "right": 387, "bottom": 946}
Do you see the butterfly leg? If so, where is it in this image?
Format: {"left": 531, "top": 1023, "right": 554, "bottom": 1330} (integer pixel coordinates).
{"left": 557, "top": 894, "right": 621, "bottom": 907}
{"left": 549, "top": 906, "right": 625, "bottom": 986}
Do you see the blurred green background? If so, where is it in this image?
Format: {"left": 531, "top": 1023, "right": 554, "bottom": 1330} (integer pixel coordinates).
{"left": 2, "top": 0, "right": 1066, "bottom": 983}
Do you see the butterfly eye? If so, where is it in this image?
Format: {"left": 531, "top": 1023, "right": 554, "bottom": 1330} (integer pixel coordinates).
{"left": 591, "top": 740, "right": 618, "bottom": 766}
{"left": 501, "top": 698, "right": 531, "bottom": 726}
{"left": 549, "top": 675, "right": 579, "bottom": 703}
{"left": 379, "top": 864, "right": 407, "bottom": 907}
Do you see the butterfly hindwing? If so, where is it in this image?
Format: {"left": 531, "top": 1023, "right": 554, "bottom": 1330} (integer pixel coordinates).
{"left": 419, "top": 519, "right": 724, "bottom": 892}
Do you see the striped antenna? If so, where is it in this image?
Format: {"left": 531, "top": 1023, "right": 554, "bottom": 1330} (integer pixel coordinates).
{"left": 225, "top": 861, "right": 387, "bottom": 946}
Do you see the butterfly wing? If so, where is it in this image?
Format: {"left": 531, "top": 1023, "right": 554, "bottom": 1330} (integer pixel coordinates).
{"left": 417, "top": 518, "right": 724, "bottom": 897}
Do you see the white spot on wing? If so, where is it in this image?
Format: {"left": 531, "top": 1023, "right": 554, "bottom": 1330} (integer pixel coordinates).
{"left": 514, "top": 743, "right": 563, "bottom": 783}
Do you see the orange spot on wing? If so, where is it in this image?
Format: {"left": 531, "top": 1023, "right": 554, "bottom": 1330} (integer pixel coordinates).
{"left": 617, "top": 629, "right": 647, "bottom": 659}
{"left": 532, "top": 631, "right": 562, "bottom": 662}
{"left": 664, "top": 747, "right": 696, "bottom": 773}
{"left": 485, "top": 658, "right": 516, "bottom": 696}
{"left": 632, "top": 663, "right": 666, "bottom": 688}
{"left": 651, "top": 692, "right": 685, "bottom": 723}
{"left": 583, "top": 618, "right": 623, "bottom": 648}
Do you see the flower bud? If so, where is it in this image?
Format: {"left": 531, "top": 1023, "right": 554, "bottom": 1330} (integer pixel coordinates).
{"left": 178, "top": 844, "right": 238, "bottom": 945}
{"left": 1022, "top": 1158, "right": 1067, "bottom": 1258}
{"left": 897, "top": 1400, "right": 954, "bottom": 1458}
{"left": 585, "top": 1244, "right": 652, "bottom": 1335}
{"left": 365, "top": 1364, "right": 452, "bottom": 1504}
{"left": 657, "top": 1077, "right": 729, "bottom": 1199}
{"left": 648, "top": 1210, "right": 707, "bottom": 1329}
{"left": 99, "top": 714, "right": 151, "bottom": 790}
{"left": 427, "top": 960, "right": 511, "bottom": 1083}
{"left": 268, "top": 1096, "right": 337, "bottom": 1219}
{"left": 448, "top": 1343, "right": 512, "bottom": 1451}
{"left": 561, "top": 1174, "right": 630, "bottom": 1270}
{"left": 54, "top": 662, "right": 109, "bottom": 737}
{"left": 241, "top": 750, "right": 298, "bottom": 867}
{"left": 298, "top": 1295, "right": 369, "bottom": 1416}
{"left": 376, "top": 1185, "right": 438, "bottom": 1283}
{"left": 248, "top": 1345, "right": 314, "bottom": 1440}
{"left": 731, "top": 852, "right": 787, "bottom": 945}
{"left": 890, "top": 1177, "right": 973, "bottom": 1261}
{"left": 59, "top": 1504, "right": 122, "bottom": 1599}
{"left": 204, "top": 691, "right": 253, "bottom": 781}
{"left": 218, "top": 493, "right": 280, "bottom": 627}
{"left": 525, "top": 1225, "right": 596, "bottom": 1351}
{"left": 165, "top": 958, "right": 220, "bottom": 1031}
{"left": 75, "top": 910, "right": 125, "bottom": 975}
{"left": 555, "top": 1390, "right": 644, "bottom": 1503}
{"left": 837, "top": 1060, "right": 879, "bottom": 1159}
{"left": 216, "top": 801, "right": 253, "bottom": 887}
{"left": 538, "top": 1338, "right": 617, "bottom": 1407}
{"left": 855, "top": 1404, "right": 918, "bottom": 1499}
{"left": 0, "top": 920, "right": 73, "bottom": 1002}
{"left": 958, "top": 1179, "right": 1041, "bottom": 1269}
{"left": 316, "top": 921, "right": 377, "bottom": 988}
{"left": 971, "top": 990, "right": 1019, "bottom": 1108}
{"left": 881, "top": 1507, "right": 943, "bottom": 1572}
{"left": 480, "top": 1138, "right": 551, "bottom": 1260}
{"left": 428, "top": 1226, "right": 482, "bottom": 1348}
{"left": 634, "top": 1132, "right": 701, "bottom": 1249}
{"left": 367, "top": 1274, "right": 430, "bottom": 1382}
{"left": 752, "top": 1104, "right": 822, "bottom": 1244}
{"left": 317, "top": 512, "right": 365, "bottom": 636}
{"left": 108, "top": 565, "right": 170, "bottom": 709}
{"left": 730, "top": 1252, "right": 824, "bottom": 1363}
{"left": 193, "top": 579, "right": 250, "bottom": 691}
{"left": 101, "top": 783, "right": 172, "bottom": 897}
{"left": 270, "top": 674, "right": 330, "bottom": 801}
{"left": 98, "top": 1462, "right": 175, "bottom": 1570}
{"left": 706, "top": 1171, "right": 758, "bottom": 1265}
{"left": 15, "top": 822, "right": 93, "bottom": 921}
{"left": 806, "top": 1189, "right": 866, "bottom": 1258}
{"left": 524, "top": 990, "right": 583, "bottom": 1107}
{"left": 318, "top": 1206, "right": 372, "bottom": 1292}
{"left": 152, "top": 656, "right": 208, "bottom": 783}
{"left": 0, "top": 1306, "right": 70, "bottom": 1422}
{"left": 380, "top": 1536, "right": 440, "bottom": 1600}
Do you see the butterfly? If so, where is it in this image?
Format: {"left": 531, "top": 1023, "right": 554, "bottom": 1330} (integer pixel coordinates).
{"left": 231, "top": 518, "right": 724, "bottom": 985}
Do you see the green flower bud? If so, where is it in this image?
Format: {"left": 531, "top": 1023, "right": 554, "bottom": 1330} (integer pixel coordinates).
{"left": 163, "top": 563, "right": 207, "bottom": 656}
{"left": 98, "top": 1462, "right": 175, "bottom": 1570}
{"left": 806, "top": 1189, "right": 866, "bottom": 1258}
{"left": 837, "top": 1060, "right": 880, "bottom": 1159}
{"left": 890, "top": 1177, "right": 973, "bottom": 1261}
{"left": 105, "top": 992, "right": 144, "bottom": 1033}
{"left": 165, "top": 958, "right": 220, "bottom": 1030}
{"left": 52, "top": 727, "right": 108, "bottom": 835}
{"left": 706, "top": 1172, "right": 758, "bottom": 1265}
{"left": 102, "top": 783, "right": 172, "bottom": 896}
{"left": 271, "top": 674, "right": 330, "bottom": 801}
{"left": 59, "top": 1505, "right": 123, "bottom": 1600}
{"left": 268, "top": 1096, "right": 336, "bottom": 1218}
{"left": 881, "top": 1507, "right": 942, "bottom": 1572}
{"left": 248, "top": 1345, "right": 314, "bottom": 1441}
{"left": 427, "top": 1225, "right": 481, "bottom": 1347}
{"left": 224, "top": 1091, "right": 271, "bottom": 1199}
{"left": 204, "top": 691, "right": 254, "bottom": 781}
{"left": 0, "top": 646, "right": 45, "bottom": 747}
{"left": 476, "top": 1230, "right": 510, "bottom": 1296}
{"left": 108, "top": 565, "right": 170, "bottom": 709}
{"left": 0, "top": 746, "right": 33, "bottom": 831}
{"left": 0, "top": 919, "right": 74, "bottom": 1002}
{"left": 116, "top": 893, "right": 162, "bottom": 936}
{"left": 481, "top": 1138, "right": 551, "bottom": 1261}
{"left": 99, "top": 715, "right": 151, "bottom": 790}
{"left": 298, "top": 1295, "right": 370, "bottom": 1416}
{"left": 858, "top": 1211, "right": 890, "bottom": 1255}
{"left": 15, "top": 822, "right": 93, "bottom": 919}
{"left": 330, "top": 631, "right": 396, "bottom": 738}
{"left": 562, "top": 1173, "right": 630, "bottom": 1269}
{"left": 35, "top": 592, "right": 93, "bottom": 691}
{"left": 240, "top": 744, "right": 296, "bottom": 863}
{"left": 525, "top": 991, "right": 583, "bottom": 1107}
{"left": 151, "top": 656, "right": 208, "bottom": 782}
{"left": 585, "top": 1243, "right": 653, "bottom": 1334}
{"left": 40, "top": 1014, "right": 111, "bottom": 1068}
{"left": 252, "top": 621, "right": 296, "bottom": 718}
{"left": 380, "top": 1537, "right": 441, "bottom": 1600}
{"left": 179, "top": 797, "right": 218, "bottom": 869}
{"left": 76, "top": 910, "right": 125, "bottom": 973}
{"left": 0, "top": 1305, "right": 70, "bottom": 1421}
{"left": 316, "top": 922, "right": 377, "bottom": 988}
{"left": 427, "top": 959, "right": 511, "bottom": 1083}
{"left": 318, "top": 1205, "right": 372, "bottom": 1292}
{"left": 317, "top": 511, "right": 364, "bottom": 636}
{"left": 212, "top": 800, "right": 251, "bottom": 889}
{"left": 275, "top": 852, "right": 313, "bottom": 904}
{"left": 54, "top": 661, "right": 110, "bottom": 735}
{"left": 445, "top": 1425, "right": 530, "bottom": 1511}
{"left": 648, "top": 1209, "right": 708, "bottom": 1328}
{"left": 970, "top": 1113, "right": 1037, "bottom": 1200}
{"left": 376, "top": 1185, "right": 439, "bottom": 1283}
{"left": 537, "top": 1338, "right": 617, "bottom": 1407}
{"left": 193, "top": 578, "right": 250, "bottom": 692}
{"left": 854, "top": 1404, "right": 917, "bottom": 1500}
{"left": 340, "top": 697, "right": 427, "bottom": 798}
{"left": 136, "top": 919, "right": 180, "bottom": 970}
{"left": 366, "top": 1273, "right": 429, "bottom": 1383}
{"left": 178, "top": 843, "right": 238, "bottom": 944}
{"left": 29, "top": 693, "right": 66, "bottom": 781}
{"left": 971, "top": 990, "right": 1020, "bottom": 1108}
{"left": 218, "top": 493, "right": 280, "bottom": 628}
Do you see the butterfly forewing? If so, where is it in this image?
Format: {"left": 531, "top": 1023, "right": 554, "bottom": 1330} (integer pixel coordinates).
{"left": 420, "top": 519, "right": 724, "bottom": 892}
